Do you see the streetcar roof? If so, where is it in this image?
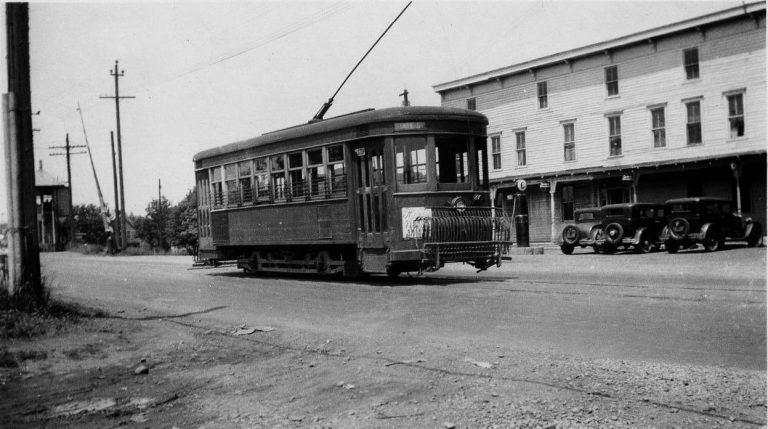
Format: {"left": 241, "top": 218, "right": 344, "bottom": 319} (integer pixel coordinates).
{"left": 193, "top": 106, "right": 488, "bottom": 162}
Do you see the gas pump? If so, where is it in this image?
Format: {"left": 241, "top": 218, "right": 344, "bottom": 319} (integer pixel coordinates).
{"left": 512, "top": 180, "right": 529, "bottom": 247}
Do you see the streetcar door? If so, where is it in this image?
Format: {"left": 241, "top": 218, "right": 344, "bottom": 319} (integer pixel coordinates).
{"left": 354, "top": 141, "right": 389, "bottom": 248}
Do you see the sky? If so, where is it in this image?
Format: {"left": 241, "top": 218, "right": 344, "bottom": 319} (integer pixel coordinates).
{"left": 0, "top": 0, "right": 744, "bottom": 219}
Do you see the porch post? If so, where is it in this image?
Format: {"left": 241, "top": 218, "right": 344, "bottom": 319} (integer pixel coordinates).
{"left": 549, "top": 180, "right": 558, "bottom": 244}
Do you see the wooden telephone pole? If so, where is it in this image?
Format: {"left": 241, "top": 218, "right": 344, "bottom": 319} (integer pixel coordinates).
{"left": 4, "top": 3, "right": 41, "bottom": 297}
{"left": 100, "top": 61, "right": 134, "bottom": 250}
{"left": 49, "top": 134, "right": 86, "bottom": 248}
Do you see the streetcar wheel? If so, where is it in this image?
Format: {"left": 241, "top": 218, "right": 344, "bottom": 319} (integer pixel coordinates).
{"left": 386, "top": 265, "right": 401, "bottom": 278}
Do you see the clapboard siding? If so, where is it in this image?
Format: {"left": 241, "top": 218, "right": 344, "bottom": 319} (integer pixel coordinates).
{"left": 439, "top": 11, "right": 765, "bottom": 182}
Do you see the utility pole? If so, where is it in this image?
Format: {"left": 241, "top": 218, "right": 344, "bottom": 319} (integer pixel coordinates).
{"left": 100, "top": 61, "right": 134, "bottom": 250}
{"left": 110, "top": 132, "right": 121, "bottom": 249}
{"left": 49, "top": 134, "right": 86, "bottom": 248}
{"left": 158, "top": 178, "right": 163, "bottom": 249}
{"left": 4, "top": 3, "right": 41, "bottom": 297}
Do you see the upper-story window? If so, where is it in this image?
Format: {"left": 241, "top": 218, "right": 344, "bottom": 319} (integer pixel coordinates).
{"left": 685, "top": 100, "right": 702, "bottom": 145}
{"left": 684, "top": 47, "right": 700, "bottom": 80}
{"left": 537, "top": 82, "right": 548, "bottom": 109}
{"left": 605, "top": 66, "right": 619, "bottom": 96}
{"left": 491, "top": 135, "right": 502, "bottom": 170}
{"left": 726, "top": 92, "right": 745, "bottom": 138}
{"left": 515, "top": 131, "right": 527, "bottom": 166}
{"left": 608, "top": 115, "right": 622, "bottom": 156}
{"left": 650, "top": 107, "right": 666, "bottom": 148}
{"left": 563, "top": 122, "right": 575, "bottom": 161}
{"left": 466, "top": 97, "right": 476, "bottom": 111}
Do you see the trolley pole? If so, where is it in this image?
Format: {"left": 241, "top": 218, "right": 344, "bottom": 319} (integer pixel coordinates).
{"left": 4, "top": 3, "right": 41, "bottom": 297}
{"left": 100, "top": 61, "right": 134, "bottom": 250}
{"left": 49, "top": 134, "right": 86, "bottom": 248}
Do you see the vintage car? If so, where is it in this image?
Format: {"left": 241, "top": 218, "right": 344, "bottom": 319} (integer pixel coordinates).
{"left": 662, "top": 197, "right": 763, "bottom": 252}
{"left": 559, "top": 207, "right": 604, "bottom": 254}
{"left": 596, "top": 202, "right": 666, "bottom": 254}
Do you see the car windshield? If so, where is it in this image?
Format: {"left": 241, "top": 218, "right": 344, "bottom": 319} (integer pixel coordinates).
{"left": 670, "top": 203, "right": 695, "bottom": 214}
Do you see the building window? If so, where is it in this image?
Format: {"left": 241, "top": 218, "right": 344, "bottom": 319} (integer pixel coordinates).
{"left": 685, "top": 100, "right": 702, "bottom": 145}
{"left": 466, "top": 97, "right": 476, "bottom": 111}
{"left": 684, "top": 47, "right": 699, "bottom": 80}
{"left": 491, "top": 135, "right": 502, "bottom": 170}
{"left": 561, "top": 185, "right": 574, "bottom": 221}
{"left": 515, "top": 131, "right": 526, "bottom": 166}
{"left": 563, "top": 123, "right": 575, "bottom": 161}
{"left": 727, "top": 93, "right": 745, "bottom": 138}
{"left": 605, "top": 66, "right": 619, "bottom": 96}
{"left": 608, "top": 115, "right": 622, "bottom": 156}
{"left": 537, "top": 82, "right": 548, "bottom": 108}
{"left": 650, "top": 107, "right": 666, "bottom": 148}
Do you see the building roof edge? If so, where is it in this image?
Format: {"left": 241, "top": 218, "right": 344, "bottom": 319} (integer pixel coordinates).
{"left": 433, "top": 2, "right": 766, "bottom": 93}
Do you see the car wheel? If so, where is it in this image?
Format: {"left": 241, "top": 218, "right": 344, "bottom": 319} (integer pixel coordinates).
{"left": 703, "top": 230, "right": 721, "bottom": 252}
{"left": 604, "top": 223, "right": 624, "bottom": 245}
{"left": 665, "top": 241, "right": 679, "bottom": 253}
{"left": 747, "top": 223, "right": 763, "bottom": 247}
{"left": 636, "top": 234, "right": 654, "bottom": 254}
{"left": 602, "top": 243, "right": 617, "bottom": 254}
{"left": 560, "top": 244, "right": 575, "bottom": 255}
{"left": 562, "top": 225, "right": 579, "bottom": 245}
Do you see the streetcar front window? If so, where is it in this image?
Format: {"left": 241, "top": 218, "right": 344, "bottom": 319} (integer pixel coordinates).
{"left": 436, "top": 137, "right": 469, "bottom": 184}
{"left": 395, "top": 137, "right": 427, "bottom": 185}
{"left": 475, "top": 137, "right": 488, "bottom": 188}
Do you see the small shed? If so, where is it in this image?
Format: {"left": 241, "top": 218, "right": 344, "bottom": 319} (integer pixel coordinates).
{"left": 35, "top": 161, "right": 70, "bottom": 251}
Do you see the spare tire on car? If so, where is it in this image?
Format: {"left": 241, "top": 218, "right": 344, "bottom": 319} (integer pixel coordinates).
{"left": 603, "top": 222, "right": 624, "bottom": 245}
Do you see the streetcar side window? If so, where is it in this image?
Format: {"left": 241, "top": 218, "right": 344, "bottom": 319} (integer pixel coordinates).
{"left": 395, "top": 137, "right": 427, "bottom": 185}
{"left": 239, "top": 160, "right": 252, "bottom": 204}
{"left": 224, "top": 163, "right": 239, "bottom": 206}
{"left": 307, "top": 148, "right": 326, "bottom": 196}
{"left": 271, "top": 154, "right": 286, "bottom": 201}
{"left": 211, "top": 166, "right": 223, "bottom": 208}
{"left": 327, "top": 145, "right": 345, "bottom": 196}
{"left": 436, "top": 137, "right": 469, "bottom": 184}
{"left": 288, "top": 152, "right": 305, "bottom": 198}
{"left": 254, "top": 157, "right": 269, "bottom": 201}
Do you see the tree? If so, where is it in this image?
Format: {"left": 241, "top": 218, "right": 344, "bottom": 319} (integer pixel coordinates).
{"left": 136, "top": 197, "right": 173, "bottom": 251}
{"left": 168, "top": 188, "right": 198, "bottom": 253}
{"left": 72, "top": 204, "right": 108, "bottom": 245}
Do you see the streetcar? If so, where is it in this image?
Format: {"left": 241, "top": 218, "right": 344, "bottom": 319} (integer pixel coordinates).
{"left": 193, "top": 106, "right": 511, "bottom": 277}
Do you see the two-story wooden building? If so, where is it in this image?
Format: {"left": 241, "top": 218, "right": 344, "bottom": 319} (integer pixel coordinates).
{"left": 434, "top": 2, "right": 766, "bottom": 243}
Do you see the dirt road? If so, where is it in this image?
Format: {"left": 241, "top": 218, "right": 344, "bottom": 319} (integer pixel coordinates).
{"left": 0, "top": 249, "right": 765, "bottom": 428}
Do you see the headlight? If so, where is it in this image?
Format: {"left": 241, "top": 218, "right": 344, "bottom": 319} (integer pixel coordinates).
{"left": 450, "top": 196, "right": 467, "bottom": 212}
